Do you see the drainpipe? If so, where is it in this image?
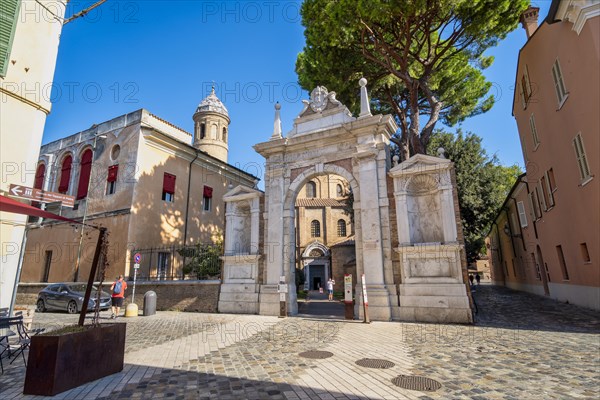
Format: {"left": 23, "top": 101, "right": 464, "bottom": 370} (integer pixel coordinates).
{"left": 182, "top": 150, "right": 199, "bottom": 273}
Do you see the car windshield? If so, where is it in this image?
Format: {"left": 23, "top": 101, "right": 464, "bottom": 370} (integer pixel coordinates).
{"left": 68, "top": 284, "right": 99, "bottom": 293}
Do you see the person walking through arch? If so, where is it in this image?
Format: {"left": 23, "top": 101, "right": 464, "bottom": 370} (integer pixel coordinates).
{"left": 326, "top": 278, "right": 335, "bottom": 301}
{"left": 475, "top": 274, "right": 481, "bottom": 285}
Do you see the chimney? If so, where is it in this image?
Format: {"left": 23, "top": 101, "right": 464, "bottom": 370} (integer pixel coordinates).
{"left": 520, "top": 6, "right": 540, "bottom": 39}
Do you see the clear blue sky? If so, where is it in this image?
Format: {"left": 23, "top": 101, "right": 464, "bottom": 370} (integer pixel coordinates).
{"left": 44, "top": 0, "right": 552, "bottom": 184}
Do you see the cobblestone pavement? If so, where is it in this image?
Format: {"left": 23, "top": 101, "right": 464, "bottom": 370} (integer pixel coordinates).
{"left": 1, "top": 284, "right": 598, "bottom": 399}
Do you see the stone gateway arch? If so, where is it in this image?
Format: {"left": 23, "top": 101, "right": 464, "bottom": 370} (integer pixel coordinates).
{"left": 218, "top": 82, "right": 472, "bottom": 323}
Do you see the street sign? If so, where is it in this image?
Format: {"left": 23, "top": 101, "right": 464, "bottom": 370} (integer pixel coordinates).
{"left": 8, "top": 184, "right": 75, "bottom": 207}
{"left": 134, "top": 263, "right": 140, "bottom": 269}
{"left": 134, "top": 253, "right": 142, "bottom": 263}
{"left": 277, "top": 284, "right": 288, "bottom": 293}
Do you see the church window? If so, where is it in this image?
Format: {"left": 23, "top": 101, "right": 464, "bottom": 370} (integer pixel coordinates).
{"left": 337, "top": 219, "right": 346, "bottom": 237}
{"left": 311, "top": 220, "right": 320, "bottom": 237}
{"left": 222, "top": 127, "right": 227, "bottom": 141}
{"left": 306, "top": 181, "right": 316, "bottom": 198}
{"left": 200, "top": 123, "right": 206, "bottom": 139}
{"left": 58, "top": 155, "right": 73, "bottom": 194}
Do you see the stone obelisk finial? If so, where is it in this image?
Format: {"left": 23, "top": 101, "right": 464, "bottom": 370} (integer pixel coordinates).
{"left": 271, "top": 102, "right": 283, "bottom": 140}
{"left": 359, "top": 78, "right": 372, "bottom": 118}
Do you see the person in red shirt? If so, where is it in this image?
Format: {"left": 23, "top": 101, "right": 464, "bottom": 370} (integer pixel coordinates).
{"left": 110, "top": 275, "right": 127, "bottom": 319}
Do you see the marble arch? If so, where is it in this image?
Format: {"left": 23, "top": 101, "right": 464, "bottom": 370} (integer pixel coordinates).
{"left": 219, "top": 82, "right": 473, "bottom": 323}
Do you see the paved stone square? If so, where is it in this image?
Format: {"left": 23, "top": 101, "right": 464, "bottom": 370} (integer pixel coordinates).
{"left": 1, "top": 284, "right": 599, "bottom": 399}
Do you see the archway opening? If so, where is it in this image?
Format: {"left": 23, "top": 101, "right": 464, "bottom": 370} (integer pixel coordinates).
{"left": 291, "top": 172, "right": 357, "bottom": 319}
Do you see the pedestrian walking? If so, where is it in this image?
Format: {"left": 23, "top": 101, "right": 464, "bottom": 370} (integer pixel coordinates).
{"left": 468, "top": 274, "right": 474, "bottom": 285}
{"left": 110, "top": 275, "right": 128, "bottom": 319}
{"left": 475, "top": 274, "right": 481, "bottom": 285}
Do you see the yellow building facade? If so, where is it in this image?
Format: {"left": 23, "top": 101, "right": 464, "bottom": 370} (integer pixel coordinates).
{"left": 21, "top": 93, "right": 257, "bottom": 285}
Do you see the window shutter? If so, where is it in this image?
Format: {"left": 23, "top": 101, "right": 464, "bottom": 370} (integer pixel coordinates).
{"left": 107, "top": 164, "right": 119, "bottom": 183}
{"left": 552, "top": 60, "right": 567, "bottom": 104}
{"left": 527, "top": 193, "right": 535, "bottom": 221}
{"left": 573, "top": 133, "right": 590, "bottom": 180}
{"left": 34, "top": 163, "right": 46, "bottom": 190}
{"left": 58, "top": 156, "right": 73, "bottom": 193}
{"left": 163, "top": 173, "right": 176, "bottom": 194}
{"left": 0, "top": 0, "right": 20, "bottom": 77}
{"left": 524, "top": 66, "right": 532, "bottom": 99}
{"left": 537, "top": 183, "right": 547, "bottom": 212}
{"left": 544, "top": 171, "right": 554, "bottom": 207}
{"left": 517, "top": 201, "right": 528, "bottom": 228}
{"left": 529, "top": 114, "right": 540, "bottom": 146}
{"left": 203, "top": 186, "right": 213, "bottom": 198}
{"left": 76, "top": 150, "right": 93, "bottom": 199}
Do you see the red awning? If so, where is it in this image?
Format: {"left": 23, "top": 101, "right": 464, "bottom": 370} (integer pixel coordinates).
{"left": 0, "top": 195, "right": 83, "bottom": 224}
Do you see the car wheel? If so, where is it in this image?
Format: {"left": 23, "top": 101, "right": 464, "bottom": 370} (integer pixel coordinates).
{"left": 36, "top": 299, "right": 46, "bottom": 312}
{"left": 67, "top": 300, "right": 78, "bottom": 314}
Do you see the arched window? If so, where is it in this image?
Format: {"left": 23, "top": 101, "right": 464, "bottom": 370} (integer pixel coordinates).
{"left": 200, "top": 123, "right": 206, "bottom": 139}
{"left": 306, "top": 181, "right": 316, "bottom": 198}
{"left": 34, "top": 163, "right": 46, "bottom": 190}
{"left": 337, "top": 219, "right": 347, "bottom": 237}
{"left": 58, "top": 155, "right": 73, "bottom": 194}
{"left": 336, "top": 184, "right": 343, "bottom": 197}
{"left": 76, "top": 149, "right": 93, "bottom": 199}
{"left": 222, "top": 127, "right": 227, "bottom": 141}
{"left": 310, "top": 220, "right": 321, "bottom": 237}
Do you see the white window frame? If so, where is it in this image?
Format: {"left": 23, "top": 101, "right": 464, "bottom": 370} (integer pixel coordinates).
{"left": 203, "top": 195, "right": 212, "bottom": 211}
{"left": 517, "top": 201, "right": 528, "bottom": 227}
{"left": 529, "top": 114, "right": 540, "bottom": 149}
{"left": 551, "top": 59, "right": 568, "bottom": 107}
{"left": 573, "top": 132, "right": 592, "bottom": 184}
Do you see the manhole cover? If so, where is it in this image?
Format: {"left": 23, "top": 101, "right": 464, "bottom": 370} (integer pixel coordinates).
{"left": 391, "top": 375, "right": 442, "bottom": 392}
{"left": 355, "top": 358, "right": 395, "bottom": 369}
{"left": 298, "top": 350, "right": 334, "bottom": 359}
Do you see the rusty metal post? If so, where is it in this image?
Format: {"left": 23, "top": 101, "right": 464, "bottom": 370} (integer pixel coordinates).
{"left": 78, "top": 228, "right": 106, "bottom": 326}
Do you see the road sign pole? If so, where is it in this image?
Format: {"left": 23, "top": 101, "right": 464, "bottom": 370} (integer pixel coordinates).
{"left": 132, "top": 267, "right": 138, "bottom": 303}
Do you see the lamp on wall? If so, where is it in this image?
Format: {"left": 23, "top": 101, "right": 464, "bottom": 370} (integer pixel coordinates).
{"left": 73, "top": 133, "right": 107, "bottom": 282}
{"left": 503, "top": 223, "right": 521, "bottom": 238}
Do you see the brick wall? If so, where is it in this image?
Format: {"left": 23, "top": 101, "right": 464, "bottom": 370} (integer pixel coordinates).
{"left": 16, "top": 281, "right": 221, "bottom": 313}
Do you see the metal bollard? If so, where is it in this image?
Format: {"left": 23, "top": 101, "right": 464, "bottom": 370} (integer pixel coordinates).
{"left": 143, "top": 291, "right": 157, "bottom": 316}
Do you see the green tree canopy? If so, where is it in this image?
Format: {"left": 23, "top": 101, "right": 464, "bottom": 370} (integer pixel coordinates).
{"left": 297, "top": 0, "right": 528, "bottom": 160}
{"left": 427, "top": 129, "right": 521, "bottom": 263}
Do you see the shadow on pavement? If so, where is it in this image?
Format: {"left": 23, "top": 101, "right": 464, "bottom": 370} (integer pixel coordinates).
{"left": 472, "top": 284, "right": 600, "bottom": 334}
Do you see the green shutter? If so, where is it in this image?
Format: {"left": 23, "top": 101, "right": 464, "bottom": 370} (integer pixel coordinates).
{"left": 0, "top": 0, "right": 20, "bottom": 77}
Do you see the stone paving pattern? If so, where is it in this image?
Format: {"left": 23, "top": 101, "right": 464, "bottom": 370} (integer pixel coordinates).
{"left": 1, "top": 284, "right": 598, "bottom": 399}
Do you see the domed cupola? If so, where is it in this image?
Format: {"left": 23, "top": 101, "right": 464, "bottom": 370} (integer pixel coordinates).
{"left": 193, "top": 86, "right": 230, "bottom": 163}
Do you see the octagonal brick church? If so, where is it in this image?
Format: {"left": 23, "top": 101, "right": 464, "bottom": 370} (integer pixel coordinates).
{"left": 218, "top": 81, "right": 473, "bottom": 323}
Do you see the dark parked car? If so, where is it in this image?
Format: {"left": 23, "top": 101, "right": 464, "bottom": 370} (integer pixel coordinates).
{"left": 36, "top": 283, "right": 112, "bottom": 314}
